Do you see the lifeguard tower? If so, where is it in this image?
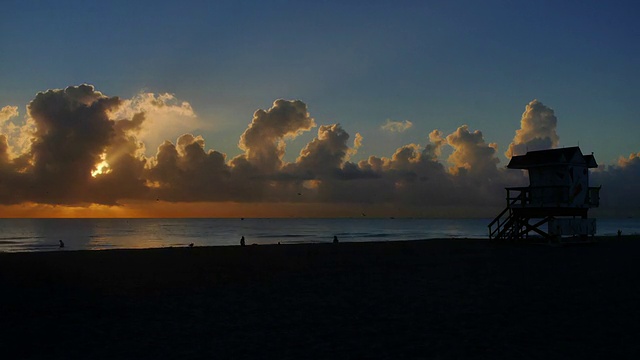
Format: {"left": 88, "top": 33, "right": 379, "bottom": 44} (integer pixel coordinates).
{"left": 488, "top": 147, "right": 601, "bottom": 242}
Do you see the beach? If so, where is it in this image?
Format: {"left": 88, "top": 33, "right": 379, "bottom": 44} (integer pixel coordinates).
{"left": 1, "top": 237, "right": 639, "bottom": 359}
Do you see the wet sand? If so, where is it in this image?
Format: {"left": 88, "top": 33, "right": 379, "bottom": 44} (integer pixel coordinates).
{"left": 1, "top": 237, "right": 639, "bottom": 359}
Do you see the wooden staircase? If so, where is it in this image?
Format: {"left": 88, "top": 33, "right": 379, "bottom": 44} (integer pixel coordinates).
{"left": 488, "top": 206, "right": 513, "bottom": 240}
{"left": 488, "top": 190, "right": 525, "bottom": 240}
{"left": 488, "top": 189, "right": 555, "bottom": 241}
{"left": 489, "top": 207, "right": 553, "bottom": 241}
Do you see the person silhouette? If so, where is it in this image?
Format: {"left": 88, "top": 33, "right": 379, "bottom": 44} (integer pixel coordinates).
{"left": 59, "top": 240, "right": 65, "bottom": 248}
{"left": 333, "top": 236, "right": 339, "bottom": 244}
{"left": 240, "top": 236, "right": 245, "bottom": 246}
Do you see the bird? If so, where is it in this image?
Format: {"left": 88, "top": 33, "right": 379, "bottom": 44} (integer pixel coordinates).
{"left": 59, "top": 240, "right": 64, "bottom": 248}
{"left": 188, "top": 243, "right": 194, "bottom": 248}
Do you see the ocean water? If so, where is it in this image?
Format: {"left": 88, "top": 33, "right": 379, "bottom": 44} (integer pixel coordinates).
{"left": 0, "top": 217, "right": 638, "bottom": 252}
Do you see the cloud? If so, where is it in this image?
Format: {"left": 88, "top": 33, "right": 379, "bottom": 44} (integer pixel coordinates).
{"left": 294, "top": 124, "right": 351, "bottom": 177}
{"left": 233, "top": 99, "right": 316, "bottom": 173}
{"left": 381, "top": 119, "right": 413, "bottom": 133}
{"left": 617, "top": 152, "right": 640, "bottom": 168}
{"left": 111, "top": 92, "right": 201, "bottom": 155}
{"left": 0, "top": 85, "right": 148, "bottom": 205}
{"left": 426, "top": 130, "right": 446, "bottom": 159}
{"left": 0, "top": 105, "right": 36, "bottom": 158}
{"left": 446, "top": 125, "right": 500, "bottom": 177}
{"left": 505, "top": 99, "right": 560, "bottom": 158}
{"left": 147, "top": 134, "right": 231, "bottom": 202}
{"left": 0, "top": 85, "right": 636, "bottom": 217}
{"left": 25, "top": 84, "right": 121, "bottom": 203}
{"left": 0, "top": 106, "right": 19, "bottom": 123}
{"left": 353, "top": 133, "right": 363, "bottom": 148}
{"left": 591, "top": 152, "right": 640, "bottom": 216}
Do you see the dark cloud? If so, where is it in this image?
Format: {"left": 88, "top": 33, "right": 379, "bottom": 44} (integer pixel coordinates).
{"left": 233, "top": 99, "right": 316, "bottom": 173}
{"left": 19, "top": 85, "right": 119, "bottom": 203}
{"left": 292, "top": 124, "right": 351, "bottom": 177}
{"left": 147, "top": 134, "right": 232, "bottom": 202}
{"left": 591, "top": 153, "right": 640, "bottom": 217}
{"left": 0, "top": 86, "right": 636, "bottom": 217}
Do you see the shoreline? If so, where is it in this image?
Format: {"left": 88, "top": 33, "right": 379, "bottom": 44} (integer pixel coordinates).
{"left": 1, "top": 236, "right": 639, "bottom": 358}
{"left": 0, "top": 234, "right": 634, "bottom": 254}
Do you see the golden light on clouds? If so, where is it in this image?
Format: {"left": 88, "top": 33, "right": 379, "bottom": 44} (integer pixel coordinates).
{"left": 91, "top": 154, "right": 111, "bottom": 178}
{"left": 0, "top": 85, "right": 637, "bottom": 218}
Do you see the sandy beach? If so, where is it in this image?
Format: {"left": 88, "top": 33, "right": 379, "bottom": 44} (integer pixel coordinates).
{"left": 1, "top": 237, "right": 639, "bottom": 359}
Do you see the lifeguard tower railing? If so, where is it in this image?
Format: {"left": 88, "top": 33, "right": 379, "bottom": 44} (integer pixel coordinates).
{"left": 488, "top": 186, "right": 601, "bottom": 240}
{"left": 505, "top": 186, "right": 601, "bottom": 208}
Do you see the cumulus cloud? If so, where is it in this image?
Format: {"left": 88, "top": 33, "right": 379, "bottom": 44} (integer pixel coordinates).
{"left": 26, "top": 85, "right": 121, "bottom": 203}
{"left": 0, "top": 106, "right": 19, "bottom": 122}
{"left": 0, "top": 105, "right": 37, "bottom": 157}
{"left": 147, "top": 134, "right": 231, "bottom": 202}
{"left": 447, "top": 126, "right": 499, "bottom": 177}
{"left": 353, "top": 132, "right": 363, "bottom": 150}
{"left": 233, "top": 99, "right": 316, "bottom": 173}
{"left": 505, "top": 99, "right": 560, "bottom": 158}
{"left": 381, "top": 119, "right": 413, "bottom": 133}
{"left": 0, "top": 85, "right": 148, "bottom": 205}
{"left": 0, "top": 86, "right": 636, "bottom": 217}
{"left": 617, "top": 152, "right": 640, "bottom": 168}
{"left": 111, "top": 92, "right": 201, "bottom": 155}
{"left": 294, "top": 124, "right": 351, "bottom": 176}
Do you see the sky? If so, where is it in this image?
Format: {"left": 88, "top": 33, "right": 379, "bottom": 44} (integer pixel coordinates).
{"left": 0, "top": 0, "right": 639, "bottom": 218}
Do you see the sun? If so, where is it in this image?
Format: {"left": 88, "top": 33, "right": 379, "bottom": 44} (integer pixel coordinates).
{"left": 91, "top": 154, "right": 112, "bottom": 177}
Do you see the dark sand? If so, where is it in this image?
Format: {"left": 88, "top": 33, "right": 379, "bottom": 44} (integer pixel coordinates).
{"left": 1, "top": 237, "right": 640, "bottom": 359}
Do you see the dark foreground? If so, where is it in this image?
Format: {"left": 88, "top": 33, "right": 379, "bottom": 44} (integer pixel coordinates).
{"left": 1, "top": 237, "right": 640, "bottom": 359}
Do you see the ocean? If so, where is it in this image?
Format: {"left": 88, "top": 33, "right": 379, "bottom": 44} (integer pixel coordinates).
{"left": 0, "top": 217, "right": 639, "bottom": 252}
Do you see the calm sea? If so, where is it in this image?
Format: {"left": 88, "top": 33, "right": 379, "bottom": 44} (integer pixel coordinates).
{"left": 0, "top": 218, "right": 638, "bottom": 253}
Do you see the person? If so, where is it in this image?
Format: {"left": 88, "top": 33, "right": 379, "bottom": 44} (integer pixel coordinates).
{"left": 617, "top": 229, "right": 622, "bottom": 238}
{"left": 59, "top": 240, "right": 64, "bottom": 248}
{"left": 333, "top": 235, "right": 339, "bottom": 244}
{"left": 240, "top": 236, "right": 245, "bottom": 246}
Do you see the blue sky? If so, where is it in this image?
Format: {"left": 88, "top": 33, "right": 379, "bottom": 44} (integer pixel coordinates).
{"left": 1, "top": 0, "right": 639, "bottom": 165}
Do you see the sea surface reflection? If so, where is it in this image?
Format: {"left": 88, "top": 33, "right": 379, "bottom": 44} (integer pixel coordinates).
{"left": 0, "top": 217, "right": 637, "bottom": 252}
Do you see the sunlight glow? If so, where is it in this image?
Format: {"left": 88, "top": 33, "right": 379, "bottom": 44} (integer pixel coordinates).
{"left": 91, "top": 154, "right": 111, "bottom": 177}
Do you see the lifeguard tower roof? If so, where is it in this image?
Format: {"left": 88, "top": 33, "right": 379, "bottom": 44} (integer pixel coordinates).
{"left": 507, "top": 146, "right": 597, "bottom": 169}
